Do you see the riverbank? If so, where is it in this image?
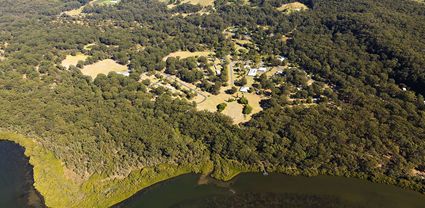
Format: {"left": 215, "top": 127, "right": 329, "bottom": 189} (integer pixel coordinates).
{"left": 0, "top": 131, "right": 212, "bottom": 207}
{"left": 0, "top": 141, "right": 45, "bottom": 207}
{"left": 1, "top": 130, "right": 424, "bottom": 207}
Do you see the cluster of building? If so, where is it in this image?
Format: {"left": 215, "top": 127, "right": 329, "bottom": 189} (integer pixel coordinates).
{"left": 239, "top": 56, "right": 288, "bottom": 93}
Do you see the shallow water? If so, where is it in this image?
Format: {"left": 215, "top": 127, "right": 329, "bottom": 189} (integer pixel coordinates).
{"left": 114, "top": 173, "right": 425, "bottom": 208}
{"left": 0, "top": 141, "right": 44, "bottom": 208}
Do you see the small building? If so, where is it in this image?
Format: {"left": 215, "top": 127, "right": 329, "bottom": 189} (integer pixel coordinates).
{"left": 248, "top": 68, "right": 257, "bottom": 76}
{"left": 216, "top": 69, "right": 221, "bottom": 76}
{"left": 279, "top": 56, "right": 287, "bottom": 62}
{"left": 117, "top": 71, "right": 130, "bottom": 77}
{"left": 258, "top": 67, "right": 267, "bottom": 72}
{"left": 240, "top": 86, "right": 250, "bottom": 93}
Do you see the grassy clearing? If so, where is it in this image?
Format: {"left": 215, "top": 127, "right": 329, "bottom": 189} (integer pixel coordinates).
{"left": 81, "top": 59, "right": 128, "bottom": 79}
{"left": 61, "top": 53, "right": 88, "bottom": 69}
{"left": 0, "top": 131, "right": 213, "bottom": 208}
{"left": 277, "top": 2, "right": 309, "bottom": 13}
{"left": 162, "top": 50, "right": 214, "bottom": 61}
{"left": 161, "top": 0, "right": 214, "bottom": 7}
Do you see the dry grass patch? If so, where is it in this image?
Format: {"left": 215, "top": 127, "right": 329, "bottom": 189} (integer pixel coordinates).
{"left": 265, "top": 67, "right": 279, "bottom": 78}
{"left": 243, "top": 93, "right": 263, "bottom": 115}
{"left": 197, "top": 91, "right": 265, "bottom": 124}
{"left": 221, "top": 101, "right": 245, "bottom": 123}
{"left": 234, "top": 39, "right": 252, "bottom": 45}
{"left": 163, "top": 50, "right": 214, "bottom": 61}
{"left": 83, "top": 43, "right": 96, "bottom": 51}
{"left": 183, "top": 0, "right": 214, "bottom": 6}
{"left": 197, "top": 93, "right": 233, "bottom": 112}
{"left": 61, "top": 53, "right": 88, "bottom": 69}
{"left": 277, "top": 2, "right": 308, "bottom": 13}
{"left": 63, "top": 6, "right": 85, "bottom": 16}
{"left": 81, "top": 59, "right": 128, "bottom": 79}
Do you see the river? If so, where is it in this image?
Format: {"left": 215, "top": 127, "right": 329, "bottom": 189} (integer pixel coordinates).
{"left": 114, "top": 173, "right": 425, "bottom": 208}
{"left": 0, "top": 141, "right": 45, "bottom": 208}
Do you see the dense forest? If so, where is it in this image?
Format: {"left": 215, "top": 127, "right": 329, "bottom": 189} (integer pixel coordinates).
{"left": 0, "top": 0, "right": 424, "bottom": 202}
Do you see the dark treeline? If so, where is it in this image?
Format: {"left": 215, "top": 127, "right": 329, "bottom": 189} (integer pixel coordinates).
{"left": 0, "top": 0, "right": 424, "bottom": 193}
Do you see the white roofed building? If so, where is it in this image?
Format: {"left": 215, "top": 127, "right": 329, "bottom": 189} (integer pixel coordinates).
{"left": 240, "top": 86, "right": 250, "bottom": 93}
{"left": 258, "top": 67, "right": 267, "bottom": 72}
{"left": 248, "top": 68, "right": 257, "bottom": 76}
{"left": 117, "top": 71, "right": 130, "bottom": 77}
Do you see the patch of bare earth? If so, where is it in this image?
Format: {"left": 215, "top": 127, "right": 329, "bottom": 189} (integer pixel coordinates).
{"left": 411, "top": 169, "right": 425, "bottom": 179}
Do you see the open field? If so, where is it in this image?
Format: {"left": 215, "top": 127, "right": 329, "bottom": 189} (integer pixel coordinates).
{"left": 243, "top": 93, "right": 264, "bottom": 115}
{"left": 277, "top": 2, "right": 309, "bottom": 13}
{"left": 61, "top": 53, "right": 88, "bottom": 69}
{"left": 81, "top": 59, "right": 128, "bottom": 79}
{"left": 162, "top": 51, "right": 214, "bottom": 61}
{"left": 196, "top": 89, "right": 265, "bottom": 124}
{"left": 221, "top": 101, "right": 245, "bottom": 123}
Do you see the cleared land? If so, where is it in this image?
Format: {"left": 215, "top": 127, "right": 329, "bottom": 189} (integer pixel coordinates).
{"left": 61, "top": 53, "right": 88, "bottom": 69}
{"left": 197, "top": 90, "right": 264, "bottom": 124}
{"left": 81, "top": 59, "right": 128, "bottom": 79}
{"left": 161, "top": 0, "right": 214, "bottom": 7}
{"left": 162, "top": 51, "right": 213, "bottom": 61}
{"left": 277, "top": 2, "right": 309, "bottom": 13}
{"left": 63, "top": 0, "right": 120, "bottom": 16}
{"left": 181, "top": 0, "right": 214, "bottom": 6}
